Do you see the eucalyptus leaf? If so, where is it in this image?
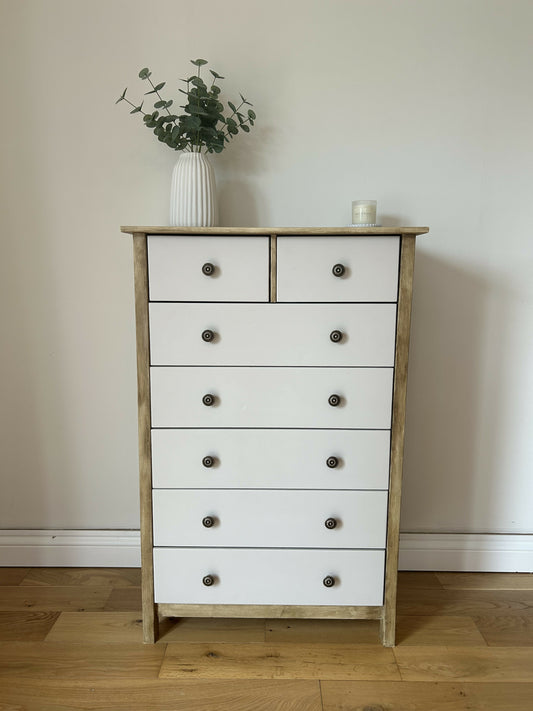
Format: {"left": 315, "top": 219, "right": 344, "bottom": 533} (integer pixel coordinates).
{"left": 138, "top": 68, "right": 151, "bottom": 79}
{"left": 115, "top": 88, "right": 127, "bottom": 103}
{"left": 190, "top": 76, "right": 207, "bottom": 88}
{"left": 190, "top": 58, "right": 208, "bottom": 66}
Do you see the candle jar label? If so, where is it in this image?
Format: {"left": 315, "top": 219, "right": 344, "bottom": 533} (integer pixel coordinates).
{"left": 352, "top": 200, "right": 377, "bottom": 225}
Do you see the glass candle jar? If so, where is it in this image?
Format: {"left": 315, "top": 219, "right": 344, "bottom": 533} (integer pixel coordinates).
{"left": 352, "top": 200, "right": 377, "bottom": 225}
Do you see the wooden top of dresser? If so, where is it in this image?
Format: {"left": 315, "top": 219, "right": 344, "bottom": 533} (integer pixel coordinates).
{"left": 121, "top": 226, "right": 429, "bottom": 236}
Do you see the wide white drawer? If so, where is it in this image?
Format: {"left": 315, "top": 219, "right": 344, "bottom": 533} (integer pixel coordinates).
{"left": 151, "top": 367, "right": 393, "bottom": 429}
{"left": 152, "top": 489, "right": 387, "bottom": 548}
{"left": 277, "top": 236, "right": 399, "bottom": 302}
{"left": 151, "top": 429, "right": 391, "bottom": 489}
{"left": 149, "top": 303, "right": 397, "bottom": 367}
{"left": 147, "top": 235, "right": 269, "bottom": 302}
{"left": 153, "top": 548, "right": 385, "bottom": 605}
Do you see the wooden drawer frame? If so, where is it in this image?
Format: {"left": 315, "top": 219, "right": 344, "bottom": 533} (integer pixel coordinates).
{"left": 123, "top": 225, "right": 429, "bottom": 646}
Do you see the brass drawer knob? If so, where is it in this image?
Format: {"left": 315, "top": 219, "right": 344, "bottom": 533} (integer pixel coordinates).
{"left": 202, "top": 262, "right": 215, "bottom": 276}
{"left": 323, "top": 575, "right": 336, "bottom": 587}
{"left": 202, "top": 516, "right": 215, "bottom": 528}
{"left": 202, "top": 329, "right": 215, "bottom": 342}
{"left": 325, "top": 517, "right": 338, "bottom": 529}
{"left": 328, "top": 394, "right": 341, "bottom": 407}
{"left": 202, "top": 575, "right": 215, "bottom": 586}
{"left": 202, "top": 393, "right": 215, "bottom": 407}
{"left": 202, "top": 456, "right": 215, "bottom": 468}
{"left": 326, "top": 456, "right": 339, "bottom": 469}
{"left": 330, "top": 330, "right": 343, "bottom": 343}
{"left": 332, "top": 263, "right": 345, "bottom": 277}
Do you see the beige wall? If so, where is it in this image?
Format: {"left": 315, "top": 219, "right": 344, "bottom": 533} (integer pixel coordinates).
{"left": 1, "top": 0, "right": 532, "bottom": 534}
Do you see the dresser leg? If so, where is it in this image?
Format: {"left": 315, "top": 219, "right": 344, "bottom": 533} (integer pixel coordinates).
{"left": 380, "top": 612, "right": 396, "bottom": 647}
{"left": 142, "top": 604, "right": 159, "bottom": 644}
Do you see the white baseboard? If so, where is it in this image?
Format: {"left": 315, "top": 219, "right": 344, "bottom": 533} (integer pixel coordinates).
{"left": 399, "top": 533, "right": 533, "bottom": 572}
{"left": 0, "top": 530, "right": 141, "bottom": 567}
{"left": 0, "top": 530, "right": 531, "bottom": 571}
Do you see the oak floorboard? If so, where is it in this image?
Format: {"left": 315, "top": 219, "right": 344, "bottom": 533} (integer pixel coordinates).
{"left": 103, "top": 586, "right": 142, "bottom": 612}
{"left": 45, "top": 612, "right": 144, "bottom": 643}
{"left": 0, "top": 586, "right": 111, "bottom": 611}
{"left": 396, "top": 615, "right": 487, "bottom": 646}
{"left": 473, "top": 614, "right": 533, "bottom": 647}
{"left": 394, "top": 645, "right": 533, "bottom": 682}
{"left": 397, "top": 571, "right": 443, "bottom": 589}
{"left": 160, "top": 643, "right": 400, "bottom": 680}
{"left": 0, "top": 567, "right": 30, "bottom": 585}
{"left": 0, "top": 642, "right": 165, "bottom": 680}
{"left": 264, "top": 619, "right": 380, "bottom": 644}
{"left": 21, "top": 567, "right": 141, "bottom": 588}
{"left": 161, "top": 617, "right": 265, "bottom": 643}
{"left": 320, "top": 680, "right": 533, "bottom": 711}
{"left": 0, "top": 611, "right": 60, "bottom": 641}
{"left": 0, "top": 678, "right": 322, "bottom": 711}
{"left": 437, "top": 572, "right": 533, "bottom": 590}
{"left": 397, "top": 587, "right": 533, "bottom": 617}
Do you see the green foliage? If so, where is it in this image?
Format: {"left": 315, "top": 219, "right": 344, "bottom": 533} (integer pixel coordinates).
{"left": 116, "top": 58, "right": 255, "bottom": 154}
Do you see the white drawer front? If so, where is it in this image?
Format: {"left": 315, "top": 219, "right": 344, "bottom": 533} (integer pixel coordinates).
{"left": 150, "top": 303, "right": 397, "bottom": 367}
{"left": 151, "top": 367, "right": 393, "bottom": 429}
{"left": 152, "top": 490, "right": 387, "bottom": 548}
{"left": 153, "top": 548, "right": 385, "bottom": 605}
{"left": 151, "top": 429, "right": 391, "bottom": 490}
{"left": 277, "top": 236, "right": 399, "bottom": 302}
{"left": 148, "top": 235, "right": 269, "bottom": 302}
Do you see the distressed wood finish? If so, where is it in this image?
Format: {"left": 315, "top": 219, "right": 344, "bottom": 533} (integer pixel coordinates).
{"left": 122, "top": 226, "right": 429, "bottom": 236}
{"left": 270, "top": 233, "right": 277, "bottom": 302}
{"left": 132, "top": 233, "right": 157, "bottom": 644}
{"left": 381, "top": 233, "right": 416, "bottom": 647}
{"left": 158, "top": 603, "right": 383, "bottom": 620}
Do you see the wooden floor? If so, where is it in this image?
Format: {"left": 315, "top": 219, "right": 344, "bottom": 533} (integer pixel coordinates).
{"left": 0, "top": 569, "right": 532, "bottom": 710}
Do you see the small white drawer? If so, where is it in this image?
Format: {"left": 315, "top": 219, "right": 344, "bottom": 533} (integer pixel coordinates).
{"left": 151, "top": 429, "right": 391, "bottom": 490}
{"left": 150, "top": 366, "right": 393, "bottom": 429}
{"left": 277, "top": 236, "right": 399, "bottom": 302}
{"left": 148, "top": 235, "right": 269, "bottom": 302}
{"left": 153, "top": 547, "right": 385, "bottom": 605}
{"left": 152, "top": 489, "right": 388, "bottom": 549}
{"left": 149, "top": 302, "right": 397, "bottom": 367}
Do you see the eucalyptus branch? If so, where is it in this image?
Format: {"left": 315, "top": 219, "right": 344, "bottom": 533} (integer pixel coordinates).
{"left": 146, "top": 75, "right": 178, "bottom": 126}
{"left": 117, "top": 59, "right": 256, "bottom": 154}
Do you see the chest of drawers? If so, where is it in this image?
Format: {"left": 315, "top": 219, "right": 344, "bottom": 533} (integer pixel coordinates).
{"left": 122, "top": 225, "right": 428, "bottom": 645}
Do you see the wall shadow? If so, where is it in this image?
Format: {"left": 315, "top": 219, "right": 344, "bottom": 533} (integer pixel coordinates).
{"left": 401, "top": 249, "right": 514, "bottom": 555}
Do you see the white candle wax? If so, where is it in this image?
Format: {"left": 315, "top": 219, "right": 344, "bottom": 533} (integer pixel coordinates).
{"left": 352, "top": 200, "right": 377, "bottom": 225}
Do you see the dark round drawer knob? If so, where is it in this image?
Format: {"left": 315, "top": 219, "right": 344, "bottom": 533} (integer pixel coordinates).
{"left": 202, "top": 393, "right": 215, "bottom": 407}
{"left": 325, "top": 517, "right": 338, "bottom": 529}
{"left": 330, "top": 330, "right": 343, "bottom": 343}
{"left": 332, "top": 263, "right": 345, "bottom": 277}
{"left": 326, "top": 456, "right": 339, "bottom": 469}
{"left": 323, "top": 575, "right": 336, "bottom": 588}
{"left": 202, "top": 262, "right": 215, "bottom": 276}
{"left": 328, "top": 394, "right": 341, "bottom": 407}
{"left": 202, "top": 575, "right": 215, "bottom": 586}
{"left": 202, "top": 516, "right": 215, "bottom": 528}
{"left": 202, "top": 456, "right": 215, "bottom": 468}
{"left": 202, "top": 329, "right": 215, "bottom": 342}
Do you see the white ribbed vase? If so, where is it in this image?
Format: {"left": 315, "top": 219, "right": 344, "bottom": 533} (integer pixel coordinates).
{"left": 169, "top": 151, "right": 217, "bottom": 227}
